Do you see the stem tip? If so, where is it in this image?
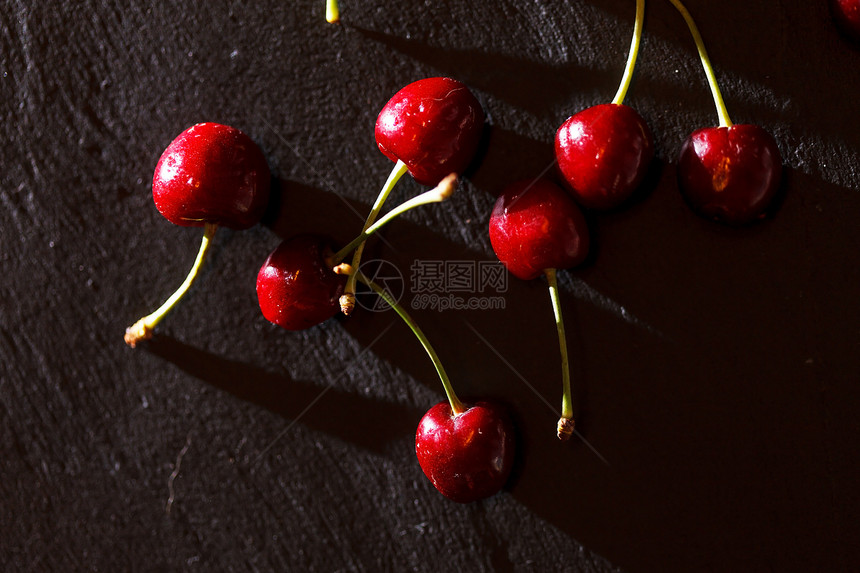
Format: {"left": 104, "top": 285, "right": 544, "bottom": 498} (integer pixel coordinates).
{"left": 339, "top": 292, "right": 356, "bottom": 316}
{"left": 124, "top": 320, "right": 152, "bottom": 348}
{"left": 557, "top": 417, "right": 575, "bottom": 441}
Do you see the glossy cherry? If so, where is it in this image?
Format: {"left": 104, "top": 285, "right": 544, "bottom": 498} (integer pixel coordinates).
{"left": 489, "top": 179, "right": 590, "bottom": 281}
{"left": 153, "top": 122, "right": 270, "bottom": 230}
{"left": 678, "top": 125, "right": 782, "bottom": 224}
{"left": 257, "top": 235, "right": 346, "bottom": 331}
{"left": 416, "top": 400, "right": 515, "bottom": 504}
{"left": 355, "top": 272, "right": 516, "bottom": 502}
{"left": 554, "top": 0, "right": 651, "bottom": 210}
{"left": 556, "top": 104, "right": 653, "bottom": 210}
{"left": 490, "top": 179, "right": 589, "bottom": 440}
{"left": 342, "top": 80, "right": 483, "bottom": 315}
{"left": 125, "top": 122, "right": 270, "bottom": 347}
{"left": 375, "top": 77, "right": 484, "bottom": 186}
{"left": 832, "top": 0, "right": 860, "bottom": 41}
{"left": 669, "top": 0, "right": 783, "bottom": 225}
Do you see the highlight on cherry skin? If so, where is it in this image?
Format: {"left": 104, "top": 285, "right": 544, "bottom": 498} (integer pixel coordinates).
{"left": 489, "top": 179, "right": 590, "bottom": 281}
{"left": 256, "top": 175, "right": 458, "bottom": 331}
{"left": 415, "top": 400, "right": 516, "bottom": 504}
{"left": 256, "top": 235, "right": 347, "bottom": 331}
{"left": 353, "top": 271, "right": 515, "bottom": 504}
{"left": 489, "top": 179, "right": 589, "bottom": 440}
{"left": 832, "top": 0, "right": 860, "bottom": 41}
{"left": 668, "top": 0, "right": 783, "bottom": 225}
{"left": 375, "top": 76, "right": 485, "bottom": 187}
{"left": 341, "top": 77, "right": 484, "bottom": 317}
{"left": 152, "top": 122, "right": 271, "bottom": 230}
{"left": 555, "top": 103, "right": 654, "bottom": 210}
{"left": 125, "top": 122, "right": 270, "bottom": 347}
{"left": 554, "top": 0, "right": 653, "bottom": 210}
{"left": 678, "top": 124, "right": 782, "bottom": 225}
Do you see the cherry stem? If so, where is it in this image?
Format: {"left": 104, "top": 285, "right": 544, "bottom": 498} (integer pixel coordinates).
{"left": 326, "top": 0, "right": 340, "bottom": 23}
{"left": 667, "top": 0, "right": 733, "bottom": 127}
{"left": 545, "top": 269, "right": 574, "bottom": 433}
{"left": 332, "top": 173, "right": 457, "bottom": 265}
{"left": 337, "top": 161, "right": 409, "bottom": 313}
{"left": 612, "top": 0, "right": 646, "bottom": 105}
{"left": 355, "top": 271, "right": 465, "bottom": 415}
{"left": 124, "top": 222, "right": 217, "bottom": 347}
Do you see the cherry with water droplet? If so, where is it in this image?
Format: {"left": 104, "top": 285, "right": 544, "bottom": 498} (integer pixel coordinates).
{"left": 257, "top": 177, "right": 458, "bottom": 331}
{"left": 152, "top": 122, "right": 270, "bottom": 230}
{"left": 342, "top": 80, "right": 484, "bottom": 315}
{"left": 415, "top": 400, "right": 515, "bottom": 504}
{"left": 353, "top": 274, "right": 515, "bottom": 503}
{"left": 257, "top": 235, "right": 346, "bottom": 331}
{"left": 489, "top": 179, "right": 589, "bottom": 439}
{"left": 555, "top": 0, "right": 653, "bottom": 210}
{"left": 125, "top": 122, "right": 270, "bottom": 347}
{"left": 489, "top": 179, "right": 589, "bottom": 281}
{"left": 375, "top": 76, "right": 484, "bottom": 187}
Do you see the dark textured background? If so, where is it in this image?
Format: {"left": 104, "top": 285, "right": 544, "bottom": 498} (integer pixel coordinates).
{"left": 2, "top": 1, "right": 859, "bottom": 571}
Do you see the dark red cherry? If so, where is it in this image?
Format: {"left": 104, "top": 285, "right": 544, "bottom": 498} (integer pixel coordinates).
{"left": 677, "top": 124, "right": 782, "bottom": 225}
{"left": 489, "top": 179, "right": 590, "bottom": 281}
{"left": 555, "top": 103, "right": 654, "bottom": 210}
{"left": 415, "top": 400, "right": 515, "bottom": 504}
{"left": 153, "top": 122, "right": 270, "bottom": 230}
{"left": 832, "top": 0, "right": 860, "bottom": 41}
{"left": 375, "top": 77, "right": 484, "bottom": 186}
{"left": 257, "top": 235, "right": 346, "bottom": 331}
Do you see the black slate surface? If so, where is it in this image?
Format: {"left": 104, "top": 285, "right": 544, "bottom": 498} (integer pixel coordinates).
{"left": 2, "top": 1, "right": 859, "bottom": 571}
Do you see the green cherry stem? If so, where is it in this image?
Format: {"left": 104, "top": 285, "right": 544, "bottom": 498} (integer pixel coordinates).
{"left": 545, "top": 268, "right": 575, "bottom": 441}
{"left": 612, "top": 0, "right": 646, "bottom": 105}
{"left": 331, "top": 173, "right": 457, "bottom": 266}
{"left": 355, "top": 271, "right": 465, "bottom": 415}
{"left": 326, "top": 0, "right": 340, "bottom": 23}
{"left": 667, "top": 0, "right": 733, "bottom": 128}
{"left": 339, "top": 160, "right": 409, "bottom": 315}
{"left": 124, "top": 222, "right": 218, "bottom": 347}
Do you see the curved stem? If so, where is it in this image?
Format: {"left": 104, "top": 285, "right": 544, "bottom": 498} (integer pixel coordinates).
{"left": 125, "top": 222, "right": 217, "bottom": 347}
{"left": 612, "top": 0, "right": 646, "bottom": 105}
{"left": 326, "top": 0, "right": 340, "bottom": 23}
{"left": 545, "top": 268, "right": 575, "bottom": 441}
{"left": 355, "top": 271, "right": 465, "bottom": 415}
{"left": 338, "top": 160, "right": 408, "bottom": 315}
{"left": 331, "top": 173, "right": 457, "bottom": 264}
{"left": 667, "top": 0, "right": 733, "bottom": 127}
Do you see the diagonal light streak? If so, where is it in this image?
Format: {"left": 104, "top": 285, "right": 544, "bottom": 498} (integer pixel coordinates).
{"left": 252, "top": 322, "right": 395, "bottom": 464}
{"left": 503, "top": 159, "right": 559, "bottom": 211}
{"left": 464, "top": 319, "right": 610, "bottom": 466}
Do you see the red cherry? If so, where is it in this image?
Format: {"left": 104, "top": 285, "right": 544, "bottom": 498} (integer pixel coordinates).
{"left": 489, "top": 179, "right": 590, "bottom": 281}
{"left": 832, "top": 0, "right": 860, "bottom": 40}
{"left": 257, "top": 235, "right": 346, "bottom": 331}
{"left": 415, "top": 400, "right": 515, "bottom": 504}
{"left": 555, "top": 103, "right": 654, "bottom": 210}
{"left": 375, "top": 77, "right": 484, "bottom": 186}
{"left": 153, "top": 122, "right": 270, "bottom": 230}
{"left": 677, "top": 124, "right": 782, "bottom": 225}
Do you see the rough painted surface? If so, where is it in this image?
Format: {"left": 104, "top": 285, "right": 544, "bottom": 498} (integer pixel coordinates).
{"left": 2, "top": 1, "right": 859, "bottom": 571}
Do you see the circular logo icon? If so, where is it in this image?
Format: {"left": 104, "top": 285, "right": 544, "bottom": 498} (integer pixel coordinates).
{"left": 355, "top": 259, "right": 405, "bottom": 312}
